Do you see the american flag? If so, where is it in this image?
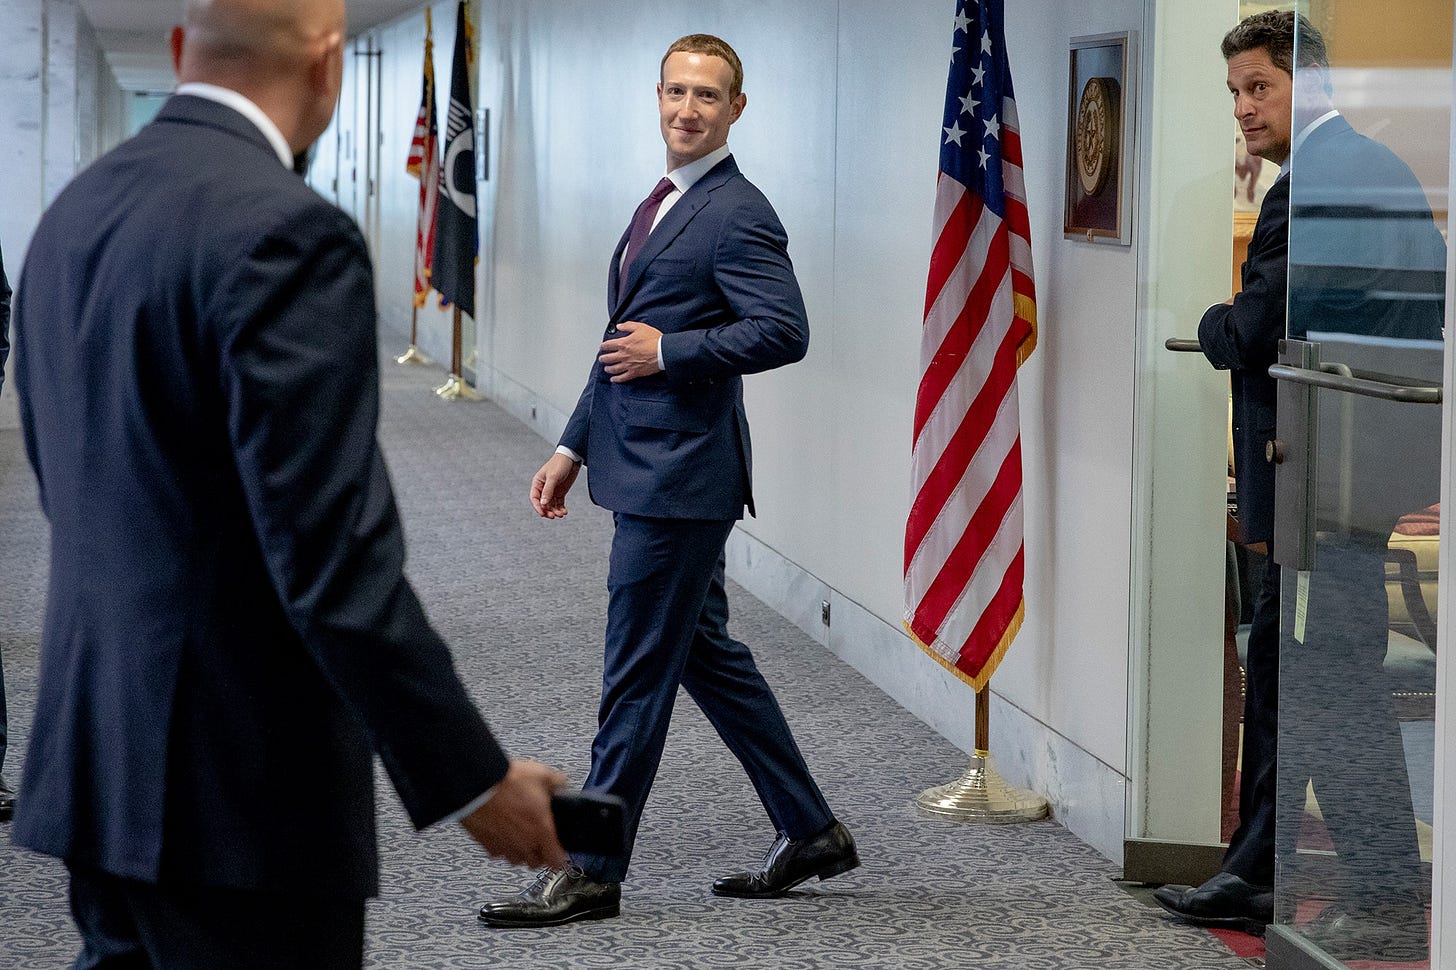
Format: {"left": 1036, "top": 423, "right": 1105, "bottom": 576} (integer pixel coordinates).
{"left": 406, "top": 9, "right": 440, "bottom": 310}
{"left": 904, "top": 0, "right": 1037, "bottom": 691}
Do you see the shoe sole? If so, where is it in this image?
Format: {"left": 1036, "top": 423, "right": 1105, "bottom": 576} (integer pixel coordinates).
{"left": 477, "top": 904, "right": 620, "bottom": 929}
{"left": 1152, "top": 898, "right": 1267, "bottom": 937}
{"left": 711, "top": 851, "right": 862, "bottom": 899}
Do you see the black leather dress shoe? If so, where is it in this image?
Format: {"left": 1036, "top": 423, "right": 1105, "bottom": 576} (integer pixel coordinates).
{"left": 0, "top": 776, "right": 14, "bottom": 822}
{"left": 712, "top": 820, "right": 860, "bottom": 898}
{"left": 1152, "top": 872, "right": 1273, "bottom": 935}
{"left": 478, "top": 865, "right": 620, "bottom": 928}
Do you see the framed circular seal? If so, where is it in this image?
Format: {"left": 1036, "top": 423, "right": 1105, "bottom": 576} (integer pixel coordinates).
{"left": 1074, "top": 77, "right": 1119, "bottom": 197}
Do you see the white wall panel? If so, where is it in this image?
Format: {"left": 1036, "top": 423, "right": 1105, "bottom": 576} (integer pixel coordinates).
{"left": 347, "top": 0, "right": 1237, "bottom": 859}
{"left": 996, "top": 0, "right": 1145, "bottom": 780}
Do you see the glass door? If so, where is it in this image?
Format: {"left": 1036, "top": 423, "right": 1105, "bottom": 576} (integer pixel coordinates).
{"left": 1265, "top": 4, "right": 1451, "bottom": 966}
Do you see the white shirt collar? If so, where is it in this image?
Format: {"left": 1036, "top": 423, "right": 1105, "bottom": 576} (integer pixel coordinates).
{"left": 175, "top": 82, "right": 294, "bottom": 169}
{"left": 1281, "top": 109, "right": 1339, "bottom": 177}
{"left": 666, "top": 143, "right": 731, "bottom": 194}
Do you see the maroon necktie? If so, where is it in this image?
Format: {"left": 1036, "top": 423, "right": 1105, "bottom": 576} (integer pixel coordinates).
{"left": 619, "top": 177, "right": 676, "bottom": 281}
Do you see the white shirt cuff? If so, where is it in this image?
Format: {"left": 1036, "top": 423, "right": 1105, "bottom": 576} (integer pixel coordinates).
{"left": 657, "top": 338, "right": 666, "bottom": 371}
{"left": 555, "top": 445, "right": 583, "bottom": 464}
{"left": 444, "top": 784, "right": 498, "bottom": 825}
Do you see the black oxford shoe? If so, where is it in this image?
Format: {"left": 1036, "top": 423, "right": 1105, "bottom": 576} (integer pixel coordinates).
{"left": 0, "top": 776, "right": 14, "bottom": 822}
{"left": 712, "top": 820, "right": 860, "bottom": 898}
{"left": 1152, "top": 871, "right": 1273, "bottom": 935}
{"left": 478, "top": 865, "right": 621, "bottom": 928}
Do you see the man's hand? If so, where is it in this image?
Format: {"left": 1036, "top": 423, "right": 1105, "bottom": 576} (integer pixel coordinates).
{"left": 598, "top": 321, "right": 663, "bottom": 383}
{"left": 460, "top": 760, "right": 570, "bottom": 870}
{"left": 531, "top": 453, "right": 580, "bottom": 518}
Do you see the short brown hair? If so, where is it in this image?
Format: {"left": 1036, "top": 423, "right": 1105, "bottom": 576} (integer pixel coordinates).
{"left": 661, "top": 34, "right": 744, "bottom": 99}
{"left": 1222, "top": 10, "right": 1328, "bottom": 75}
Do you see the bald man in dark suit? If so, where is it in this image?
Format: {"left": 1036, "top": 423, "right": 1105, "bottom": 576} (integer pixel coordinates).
{"left": 11, "top": 1, "right": 564, "bottom": 966}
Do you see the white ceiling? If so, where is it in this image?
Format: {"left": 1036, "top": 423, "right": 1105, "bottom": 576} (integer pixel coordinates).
{"left": 80, "top": 0, "right": 427, "bottom": 93}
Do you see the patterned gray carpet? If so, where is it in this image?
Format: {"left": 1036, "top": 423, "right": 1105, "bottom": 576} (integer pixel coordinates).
{"left": 0, "top": 344, "right": 1252, "bottom": 968}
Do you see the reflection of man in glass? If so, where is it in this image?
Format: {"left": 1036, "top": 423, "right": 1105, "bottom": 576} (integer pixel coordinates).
{"left": 1278, "top": 9, "right": 1443, "bottom": 962}
{"left": 1156, "top": 11, "right": 1442, "bottom": 961}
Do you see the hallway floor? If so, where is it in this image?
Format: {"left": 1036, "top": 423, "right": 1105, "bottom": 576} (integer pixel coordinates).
{"left": 0, "top": 342, "right": 1254, "bottom": 968}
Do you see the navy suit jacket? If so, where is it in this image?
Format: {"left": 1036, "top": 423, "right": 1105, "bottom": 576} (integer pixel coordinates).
{"left": 560, "top": 156, "right": 808, "bottom": 521}
{"left": 1200, "top": 115, "right": 1446, "bottom": 545}
{"left": 1200, "top": 175, "right": 1288, "bottom": 544}
{"left": 11, "top": 95, "right": 508, "bottom": 897}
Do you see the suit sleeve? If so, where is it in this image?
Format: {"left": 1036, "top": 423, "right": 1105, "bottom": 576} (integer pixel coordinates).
{"left": 215, "top": 205, "right": 508, "bottom": 829}
{"left": 558, "top": 359, "right": 600, "bottom": 460}
{"left": 1199, "top": 181, "right": 1287, "bottom": 372}
{"left": 658, "top": 200, "right": 809, "bottom": 382}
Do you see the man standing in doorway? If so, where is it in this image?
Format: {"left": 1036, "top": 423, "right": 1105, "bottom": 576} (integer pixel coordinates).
{"left": 1152, "top": 11, "right": 1297, "bottom": 934}
{"left": 12, "top": 1, "right": 566, "bottom": 966}
{"left": 479, "top": 34, "right": 858, "bottom": 928}
{"left": 1156, "top": 12, "right": 1440, "bottom": 946}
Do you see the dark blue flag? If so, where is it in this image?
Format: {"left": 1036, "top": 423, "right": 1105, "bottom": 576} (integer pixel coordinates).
{"left": 432, "top": 0, "right": 476, "bottom": 317}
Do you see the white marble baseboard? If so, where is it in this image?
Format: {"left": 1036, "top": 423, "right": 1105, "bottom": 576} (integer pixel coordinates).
{"left": 724, "top": 527, "right": 1129, "bottom": 865}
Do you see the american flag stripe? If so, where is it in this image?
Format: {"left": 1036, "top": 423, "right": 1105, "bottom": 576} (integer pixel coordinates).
{"left": 908, "top": 236, "right": 1016, "bottom": 550}
{"left": 904, "top": 0, "right": 1036, "bottom": 690}
{"left": 408, "top": 17, "right": 440, "bottom": 309}
{"left": 913, "top": 214, "right": 1008, "bottom": 442}
{"left": 934, "top": 480, "right": 1025, "bottom": 647}
{"left": 909, "top": 373, "right": 1022, "bottom": 636}
{"left": 906, "top": 324, "right": 1022, "bottom": 619}
{"left": 906, "top": 329, "right": 1018, "bottom": 594}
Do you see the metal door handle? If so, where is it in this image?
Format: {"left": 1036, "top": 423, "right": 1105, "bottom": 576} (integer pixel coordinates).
{"left": 1164, "top": 337, "right": 1202, "bottom": 353}
{"left": 1267, "top": 363, "right": 1441, "bottom": 404}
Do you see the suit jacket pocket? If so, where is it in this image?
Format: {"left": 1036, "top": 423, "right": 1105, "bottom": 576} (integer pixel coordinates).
{"left": 621, "top": 396, "right": 709, "bottom": 433}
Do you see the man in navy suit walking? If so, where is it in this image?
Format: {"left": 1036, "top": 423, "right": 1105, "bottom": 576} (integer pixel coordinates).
{"left": 480, "top": 33, "right": 858, "bottom": 928}
{"left": 12, "top": 1, "right": 566, "bottom": 966}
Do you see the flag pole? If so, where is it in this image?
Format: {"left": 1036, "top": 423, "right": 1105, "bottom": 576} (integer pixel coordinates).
{"left": 401, "top": 7, "right": 436, "bottom": 366}
{"left": 914, "top": 687, "right": 1048, "bottom": 823}
{"left": 432, "top": 0, "right": 478, "bottom": 401}
{"left": 435, "top": 306, "right": 480, "bottom": 400}
{"left": 396, "top": 303, "right": 431, "bottom": 365}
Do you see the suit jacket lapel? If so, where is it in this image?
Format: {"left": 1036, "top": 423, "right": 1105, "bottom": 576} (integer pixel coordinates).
{"left": 608, "top": 229, "right": 629, "bottom": 313}
{"left": 610, "top": 157, "right": 739, "bottom": 322}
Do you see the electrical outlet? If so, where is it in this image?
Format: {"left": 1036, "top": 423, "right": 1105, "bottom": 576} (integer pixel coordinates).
{"left": 820, "top": 600, "right": 831, "bottom": 626}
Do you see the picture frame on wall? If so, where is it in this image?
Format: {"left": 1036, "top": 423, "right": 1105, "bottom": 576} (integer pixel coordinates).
{"left": 1064, "top": 31, "right": 1136, "bottom": 245}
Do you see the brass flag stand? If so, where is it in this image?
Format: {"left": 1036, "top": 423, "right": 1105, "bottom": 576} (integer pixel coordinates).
{"left": 435, "top": 306, "right": 479, "bottom": 400}
{"left": 915, "top": 688, "right": 1048, "bottom": 823}
{"left": 396, "top": 305, "right": 432, "bottom": 366}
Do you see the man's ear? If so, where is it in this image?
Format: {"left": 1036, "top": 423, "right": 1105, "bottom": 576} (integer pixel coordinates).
{"left": 730, "top": 92, "right": 747, "bottom": 124}
{"left": 312, "top": 31, "right": 344, "bottom": 94}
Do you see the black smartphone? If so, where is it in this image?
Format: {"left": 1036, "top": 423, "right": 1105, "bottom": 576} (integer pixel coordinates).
{"left": 550, "top": 791, "right": 626, "bottom": 855}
